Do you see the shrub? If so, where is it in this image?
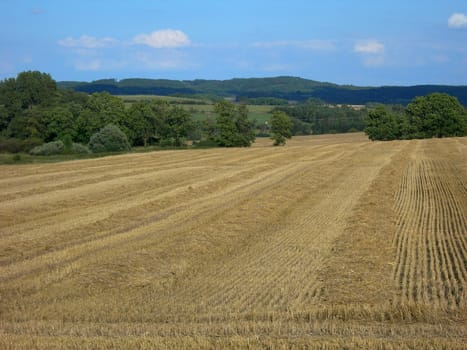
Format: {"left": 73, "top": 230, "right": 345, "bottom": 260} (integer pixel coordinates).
{"left": 159, "top": 137, "right": 188, "bottom": 148}
{"left": 0, "top": 137, "right": 43, "bottom": 153}
{"left": 192, "top": 139, "right": 219, "bottom": 148}
{"left": 29, "top": 140, "right": 64, "bottom": 155}
{"left": 62, "top": 134, "right": 73, "bottom": 153}
{"left": 28, "top": 140, "right": 90, "bottom": 156}
{"left": 88, "top": 124, "right": 131, "bottom": 153}
{"left": 71, "top": 143, "right": 91, "bottom": 154}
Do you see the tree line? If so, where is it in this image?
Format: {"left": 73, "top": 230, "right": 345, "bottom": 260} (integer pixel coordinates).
{"left": 60, "top": 76, "right": 467, "bottom": 105}
{"left": 272, "top": 99, "right": 367, "bottom": 135}
{"left": 0, "top": 71, "right": 294, "bottom": 155}
{"left": 2, "top": 71, "right": 465, "bottom": 156}
{"left": 364, "top": 93, "right": 467, "bottom": 140}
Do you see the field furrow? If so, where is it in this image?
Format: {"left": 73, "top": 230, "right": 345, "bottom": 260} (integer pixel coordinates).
{"left": 392, "top": 141, "right": 467, "bottom": 308}
{"left": 1, "top": 134, "right": 466, "bottom": 349}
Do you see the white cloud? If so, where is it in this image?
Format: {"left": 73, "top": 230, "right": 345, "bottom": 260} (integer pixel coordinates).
{"left": 354, "top": 40, "right": 384, "bottom": 54}
{"left": 448, "top": 13, "right": 467, "bottom": 28}
{"left": 354, "top": 40, "right": 385, "bottom": 67}
{"left": 58, "top": 35, "right": 117, "bottom": 48}
{"left": 133, "top": 29, "right": 190, "bottom": 48}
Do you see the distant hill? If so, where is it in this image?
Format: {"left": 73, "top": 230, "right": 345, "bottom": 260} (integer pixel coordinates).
{"left": 58, "top": 76, "right": 467, "bottom": 106}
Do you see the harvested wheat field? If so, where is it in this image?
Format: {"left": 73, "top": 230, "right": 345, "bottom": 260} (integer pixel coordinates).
{"left": 0, "top": 133, "right": 466, "bottom": 349}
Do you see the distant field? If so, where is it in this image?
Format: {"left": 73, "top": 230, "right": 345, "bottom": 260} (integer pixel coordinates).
{"left": 0, "top": 134, "right": 466, "bottom": 349}
{"left": 120, "top": 94, "right": 210, "bottom": 105}
{"left": 119, "top": 95, "right": 274, "bottom": 123}
{"left": 189, "top": 104, "right": 273, "bottom": 123}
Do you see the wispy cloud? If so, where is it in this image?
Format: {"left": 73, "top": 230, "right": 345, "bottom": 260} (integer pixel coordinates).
{"left": 58, "top": 35, "right": 117, "bottom": 49}
{"left": 0, "top": 59, "right": 14, "bottom": 74}
{"left": 134, "top": 51, "right": 188, "bottom": 69}
{"left": 354, "top": 40, "right": 385, "bottom": 67}
{"left": 362, "top": 56, "right": 385, "bottom": 67}
{"left": 31, "top": 8, "right": 44, "bottom": 15}
{"left": 432, "top": 54, "right": 450, "bottom": 64}
{"left": 448, "top": 13, "right": 467, "bottom": 28}
{"left": 251, "top": 41, "right": 289, "bottom": 49}
{"left": 133, "top": 29, "right": 190, "bottom": 48}
{"left": 261, "top": 63, "right": 294, "bottom": 72}
{"left": 58, "top": 29, "right": 194, "bottom": 73}
{"left": 301, "top": 40, "right": 336, "bottom": 51}
{"left": 251, "top": 39, "right": 336, "bottom": 51}
{"left": 354, "top": 40, "right": 384, "bottom": 54}
{"left": 74, "top": 59, "right": 102, "bottom": 71}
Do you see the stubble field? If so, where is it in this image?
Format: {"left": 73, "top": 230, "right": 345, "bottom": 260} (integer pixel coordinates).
{"left": 0, "top": 133, "right": 465, "bottom": 349}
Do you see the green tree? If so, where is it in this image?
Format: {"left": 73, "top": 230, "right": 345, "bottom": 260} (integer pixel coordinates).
{"left": 364, "top": 105, "right": 402, "bottom": 141}
{"left": 234, "top": 103, "right": 256, "bottom": 146}
{"left": 161, "top": 106, "right": 192, "bottom": 147}
{"left": 291, "top": 117, "right": 313, "bottom": 135}
{"left": 0, "top": 71, "right": 58, "bottom": 136}
{"left": 74, "top": 92, "right": 126, "bottom": 143}
{"left": 270, "top": 111, "right": 292, "bottom": 146}
{"left": 62, "top": 134, "right": 73, "bottom": 154}
{"left": 39, "top": 106, "right": 75, "bottom": 142}
{"left": 124, "top": 100, "right": 159, "bottom": 146}
{"left": 406, "top": 93, "right": 467, "bottom": 138}
{"left": 213, "top": 100, "right": 240, "bottom": 147}
{"left": 0, "top": 105, "right": 10, "bottom": 132}
{"left": 124, "top": 100, "right": 193, "bottom": 147}
{"left": 0, "top": 78, "right": 22, "bottom": 128}
{"left": 273, "top": 99, "right": 367, "bottom": 135}
{"left": 15, "top": 71, "right": 57, "bottom": 109}
{"left": 7, "top": 108, "right": 43, "bottom": 140}
{"left": 0, "top": 71, "right": 58, "bottom": 115}
{"left": 213, "top": 100, "right": 255, "bottom": 147}
{"left": 88, "top": 124, "right": 131, "bottom": 153}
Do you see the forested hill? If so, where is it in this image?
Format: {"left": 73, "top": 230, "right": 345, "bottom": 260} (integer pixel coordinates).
{"left": 58, "top": 76, "right": 467, "bottom": 105}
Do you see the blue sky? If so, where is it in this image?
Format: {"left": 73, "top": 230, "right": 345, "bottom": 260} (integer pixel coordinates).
{"left": 1, "top": 0, "right": 466, "bottom": 85}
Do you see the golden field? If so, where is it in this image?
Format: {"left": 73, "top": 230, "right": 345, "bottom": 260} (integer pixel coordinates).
{"left": 0, "top": 133, "right": 466, "bottom": 349}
